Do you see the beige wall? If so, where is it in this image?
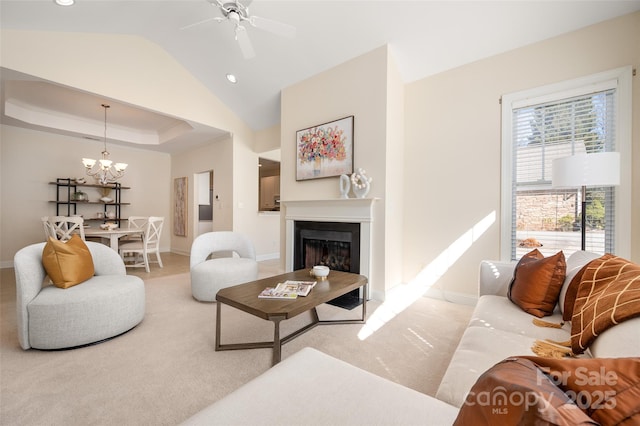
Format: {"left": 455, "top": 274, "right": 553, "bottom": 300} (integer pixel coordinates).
{"left": 403, "top": 11, "right": 640, "bottom": 299}
{"left": 384, "top": 49, "right": 405, "bottom": 292}
{"left": 0, "top": 29, "right": 273, "bottom": 263}
{"left": 1, "top": 14, "right": 637, "bottom": 299}
{"left": 254, "top": 125, "right": 282, "bottom": 260}
{"left": 281, "top": 45, "right": 401, "bottom": 298}
{"left": 170, "top": 137, "right": 234, "bottom": 256}
{"left": 0, "top": 125, "right": 171, "bottom": 266}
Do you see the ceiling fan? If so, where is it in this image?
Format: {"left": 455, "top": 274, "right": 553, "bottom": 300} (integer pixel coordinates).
{"left": 181, "top": 0, "right": 296, "bottom": 59}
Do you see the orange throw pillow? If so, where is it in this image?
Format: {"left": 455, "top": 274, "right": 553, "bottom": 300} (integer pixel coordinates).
{"left": 42, "top": 235, "right": 95, "bottom": 289}
{"left": 508, "top": 249, "right": 566, "bottom": 317}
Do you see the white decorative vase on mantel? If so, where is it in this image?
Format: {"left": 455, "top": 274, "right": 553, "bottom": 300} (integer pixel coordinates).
{"left": 339, "top": 174, "right": 351, "bottom": 199}
{"left": 350, "top": 168, "right": 372, "bottom": 199}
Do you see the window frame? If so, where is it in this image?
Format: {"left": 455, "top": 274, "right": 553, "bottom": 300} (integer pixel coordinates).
{"left": 500, "top": 66, "right": 632, "bottom": 261}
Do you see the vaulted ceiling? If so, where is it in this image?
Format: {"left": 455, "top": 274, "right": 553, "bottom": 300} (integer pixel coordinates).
{"left": 2, "top": 0, "right": 639, "bottom": 153}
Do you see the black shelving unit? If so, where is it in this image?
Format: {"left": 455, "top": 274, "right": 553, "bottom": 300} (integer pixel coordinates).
{"left": 49, "top": 178, "right": 130, "bottom": 225}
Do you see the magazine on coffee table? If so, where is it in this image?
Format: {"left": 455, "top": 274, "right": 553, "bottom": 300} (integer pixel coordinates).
{"left": 258, "top": 280, "right": 317, "bottom": 299}
{"left": 277, "top": 280, "right": 317, "bottom": 297}
{"left": 258, "top": 287, "right": 298, "bottom": 299}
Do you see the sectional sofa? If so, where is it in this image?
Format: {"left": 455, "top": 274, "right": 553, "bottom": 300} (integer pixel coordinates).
{"left": 182, "top": 250, "right": 640, "bottom": 424}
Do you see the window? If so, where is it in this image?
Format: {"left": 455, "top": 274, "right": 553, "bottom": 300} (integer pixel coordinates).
{"left": 501, "top": 67, "right": 632, "bottom": 261}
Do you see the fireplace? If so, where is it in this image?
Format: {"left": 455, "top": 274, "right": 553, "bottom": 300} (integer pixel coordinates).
{"left": 283, "top": 198, "right": 376, "bottom": 306}
{"left": 294, "top": 221, "right": 361, "bottom": 309}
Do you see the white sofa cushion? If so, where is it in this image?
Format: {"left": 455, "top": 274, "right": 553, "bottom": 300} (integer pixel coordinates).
{"left": 435, "top": 326, "right": 562, "bottom": 408}
{"left": 469, "top": 295, "right": 571, "bottom": 342}
{"left": 182, "top": 347, "right": 459, "bottom": 425}
{"left": 589, "top": 316, "right": 640, "bottom": 358}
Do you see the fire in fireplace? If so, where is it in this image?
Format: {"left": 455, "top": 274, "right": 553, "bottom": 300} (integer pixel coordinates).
{"left": 293, "top": 221, "right": 361, "bottom": 309}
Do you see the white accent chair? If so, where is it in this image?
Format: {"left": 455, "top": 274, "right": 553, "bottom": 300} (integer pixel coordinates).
{"left": 48, "top": 215, "right": 85, "bottom": 241}
{"left": 190, "top": 231, "right": 259, "bottom": 302}
{"left": 119, "top": 216, "right": 164, "bottom": 273}
{"left": 13, "top": 241, "right": 145, "bottom": 350}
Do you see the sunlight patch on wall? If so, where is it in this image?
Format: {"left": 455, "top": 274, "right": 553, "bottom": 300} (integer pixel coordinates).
{"left": 358, "top": 211, "right": 496, "bottom": 340}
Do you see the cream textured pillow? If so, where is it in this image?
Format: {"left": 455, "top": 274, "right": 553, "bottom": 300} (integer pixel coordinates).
{"left": 508, "top": 249, "right": 566, "bottom": 318}
{"left": 42, "top": 235, "right": 95, "bottom": 289}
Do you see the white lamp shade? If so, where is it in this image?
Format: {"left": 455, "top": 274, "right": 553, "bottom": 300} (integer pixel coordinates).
{"left": 99, "top": 159, "right": 113, "bottom": 169}
{"left": 82, "top": 158, "right": 97, "bottom": 168}
{"left": 552, "top": 152, "right": 620, "bottom": 188}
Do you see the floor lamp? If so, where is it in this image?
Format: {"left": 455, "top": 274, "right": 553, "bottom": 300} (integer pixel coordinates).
{"left": 552, "top": 152, "right": 620, "bottom": 251}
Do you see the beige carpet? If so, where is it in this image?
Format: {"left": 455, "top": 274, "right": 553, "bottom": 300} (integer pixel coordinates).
{"left": 0, "top": 272, "right": 472, "bottom": 425}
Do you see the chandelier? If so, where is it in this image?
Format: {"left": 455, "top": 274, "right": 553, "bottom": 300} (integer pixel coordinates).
{"left": 82, "top": 104, "right": 128, "bottom": 186}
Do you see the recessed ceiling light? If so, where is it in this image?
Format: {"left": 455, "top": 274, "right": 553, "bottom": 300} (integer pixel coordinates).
{"left": 54, "top": 0, "right": 75, "bottom": 6}
{"left": 226, "top": 74, "right": 237, "bottom": 84}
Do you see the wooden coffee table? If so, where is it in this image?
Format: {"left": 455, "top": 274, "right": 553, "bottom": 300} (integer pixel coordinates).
{"left": 215, "top": 269, "right": 368, "bottom": 365}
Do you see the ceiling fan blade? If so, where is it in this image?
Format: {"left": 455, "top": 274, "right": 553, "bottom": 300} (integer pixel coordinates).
{"left": 235, "top": 25, "right": 255, "bottom": 59}
{"left": 249, "top": 15, "right": 296, "bottom": 38}
{"left": 180, "top": 16, "right": 220, "bottom": 30}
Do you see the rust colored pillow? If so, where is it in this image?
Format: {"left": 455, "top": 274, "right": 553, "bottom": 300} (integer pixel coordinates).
{"left": 570, "top": 255, "right": 640, "bottom": 354}
{"left": 508, "top": 249, "right": 566, "bottom": 317}
{"left": 42, "top": 235, "right": 94, "bottom": 289}
{"left": 455, "top": 356, "right": 640, "bottom": 426}
{"left": 519, "top": 356, "right": 640, "bottom": 426}
{"left": 454, "top": 357, "right": 596, "bottom": 426}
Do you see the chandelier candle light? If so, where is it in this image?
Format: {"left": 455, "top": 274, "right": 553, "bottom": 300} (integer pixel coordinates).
{"left": 82, "top": 104, "right": 128, "bottom": 186}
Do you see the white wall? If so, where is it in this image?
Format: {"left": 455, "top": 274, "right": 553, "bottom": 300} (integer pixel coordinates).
{"left": 403, "top": 11, "right": 640, "bottom": 298}
{"left": 0, "top": 125, "right": 171, "bottom": 266}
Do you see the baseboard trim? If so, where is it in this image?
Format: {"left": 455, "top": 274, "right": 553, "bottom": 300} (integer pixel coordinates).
{"left": 170, "top": 248, "right": 190, "bottom": 257}
{"left": 256, "top": 252, "right": 280, "bottom": 262}
{"left": 423, "top": 287, "right": 477, "bottom": 306}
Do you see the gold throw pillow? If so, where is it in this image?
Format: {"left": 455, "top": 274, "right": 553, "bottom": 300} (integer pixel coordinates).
{"left": 42, "top": 235, "right": 95, "bottom": 289}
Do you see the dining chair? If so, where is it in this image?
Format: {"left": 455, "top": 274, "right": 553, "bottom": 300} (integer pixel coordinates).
{"left": 41, "top": 216, "right": 57, "bottom": 240}
{"left": 120, "top": 216, "right": 148, "bottom": 243}
{"left": 48, "top": 216, "right": 85, "bottom": 241}
{"left": 119, "top": 216, "right": 164, "bottom": 273}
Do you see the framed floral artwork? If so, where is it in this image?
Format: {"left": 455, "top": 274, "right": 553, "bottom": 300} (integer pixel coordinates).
{"left": 296, "top": 115, "right": 354, "bottom": 181}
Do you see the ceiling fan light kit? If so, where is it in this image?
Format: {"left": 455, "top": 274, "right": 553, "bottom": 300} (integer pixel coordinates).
{"left": 183, "top": 0, "right": 296, "bottom": 59}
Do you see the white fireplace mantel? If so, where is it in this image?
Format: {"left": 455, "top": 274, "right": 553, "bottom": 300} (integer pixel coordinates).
{"left": 281, "top": 198, "right": 378, "bottom": 283}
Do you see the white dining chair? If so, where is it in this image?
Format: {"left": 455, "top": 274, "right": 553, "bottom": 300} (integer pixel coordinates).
{"left": 48, "top": 216, "right": 85, "bottom": 241}
{"left": 41, "top": 216, "right": 57, "bottom": 240}
{"left": 119, "top": 216, "right": 164, "bottom": 273}
{"left": 119, "top": 216, "right": 147, "bottom": 243}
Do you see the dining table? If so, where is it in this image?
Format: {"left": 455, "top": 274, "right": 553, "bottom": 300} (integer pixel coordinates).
{"left": 83, "top": 227, "right": 144, "bottom": 251}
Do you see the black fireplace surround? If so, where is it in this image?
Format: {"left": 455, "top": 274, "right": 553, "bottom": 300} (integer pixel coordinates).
{"left": 293, "top": 220, "right": 362, "bottom": 309}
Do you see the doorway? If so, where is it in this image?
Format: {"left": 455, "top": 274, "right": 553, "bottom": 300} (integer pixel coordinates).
{"left": 196, "top": 170, "right": 213, "bottom": 237}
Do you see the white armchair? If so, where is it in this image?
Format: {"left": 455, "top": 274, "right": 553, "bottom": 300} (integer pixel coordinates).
{"left": 14, "top": 241, "right": 145, "bottom": 350}
{"left": 190, "top": 232, "right": 259, "bottom": 302}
